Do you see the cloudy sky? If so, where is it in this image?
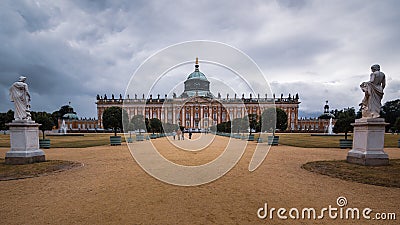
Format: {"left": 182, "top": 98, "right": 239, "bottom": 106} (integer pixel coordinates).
{"left": 1, "top": 0, "right": 399, "bottom": 118}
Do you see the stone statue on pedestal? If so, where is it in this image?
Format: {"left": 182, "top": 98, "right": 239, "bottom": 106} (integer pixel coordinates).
{"left": 9, "top": 76, "right": 31, "bottom": 121}
{"left": 6, "top": 76, "right": 45, "bottom": 164}
{"left": 347, "top": 64, "right": 389, "bottom": 166}
{"left": 359, "top": 64, "right": 386, "bottom": 118}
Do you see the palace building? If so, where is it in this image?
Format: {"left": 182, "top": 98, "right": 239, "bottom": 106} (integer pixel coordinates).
{"left": 96, "top": 58, "right": 301, "bottom": 131}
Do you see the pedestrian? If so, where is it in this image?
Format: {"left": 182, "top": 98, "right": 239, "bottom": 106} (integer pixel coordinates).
{"left": 189, "top": 131, "right": 192, "bottom": 139}
{"left": 177, "top": 129, "right": 181, "bottom": 140}
{"left": 172, "top": 130, "right": 176, "bottom": 140}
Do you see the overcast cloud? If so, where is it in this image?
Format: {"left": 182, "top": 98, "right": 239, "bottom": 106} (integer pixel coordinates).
{"left": 1, "top": 0, "right": 399, "bottom": 118}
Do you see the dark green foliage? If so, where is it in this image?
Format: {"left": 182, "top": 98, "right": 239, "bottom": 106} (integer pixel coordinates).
{"left": 276, "top": 108, "right": 288, "bottom": 131}
{"left": 0, "top": 110, "right": 14, "bottom": 130}
{"left": 261, "top": 108, "right": 275, "bottom": 133}
{"left": 32, "top": 111, "right": 55, "bottom": 139}
{"left": 231, "top": 118, "right": 244, "bottom": 133}
{"left": 149, "top": 118, "right": 162, "bottom": 133}
{"left": 102, "top": 106, "right": 123, "bottom": 136}
{"left": 246, "top": 114, "right": 258, "bottom": 134}
{"left": 261, "top": 108, "right": 287, "bottom": 133}
{"left": 51, "top": 111, "right": 60, "bottom": 128}
{"left": 381, "top": 99, "right": 400, "bottom": 131}
{"left": 58, "top": 105, "right": 73, "bottom": 117}
{"left": 393, "top": 117, "right": 400, "bottom": 133}
{"left": 332, "top": 107, "right": 356, "bottom": 139}
{"left": 130, "top": 115, "right": 146, "bottom": 133}
{"left": 217, "top": 121, "right": 231, "bottom": 133}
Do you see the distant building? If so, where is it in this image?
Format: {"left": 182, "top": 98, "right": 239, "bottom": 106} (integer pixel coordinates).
{"left": 57, "top": 105, "right": 98, "bottom": 132}
{"left": 297, "top": 101, "right": 336, "bottom": 132}
{"left": 96, "top": 58, "right": 301, "bottom": 131}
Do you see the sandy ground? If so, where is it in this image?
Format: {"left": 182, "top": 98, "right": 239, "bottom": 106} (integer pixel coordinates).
{"left": 0, "top": 134, "right": 399, "bottom": 225}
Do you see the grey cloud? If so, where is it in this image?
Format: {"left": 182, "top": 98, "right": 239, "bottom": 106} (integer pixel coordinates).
{"left": 1, "top": 0, "right": 400, "bottom": 118}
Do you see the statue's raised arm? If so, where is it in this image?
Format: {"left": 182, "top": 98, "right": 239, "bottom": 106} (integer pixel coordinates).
{"left": 9, "top": 76, "right": 32, "bottom": 121}
{"left": 359, "top": 64, "right": 386, "bottom": 118}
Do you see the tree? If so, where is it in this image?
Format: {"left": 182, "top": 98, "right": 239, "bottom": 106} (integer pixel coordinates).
{"left": 51, "top": 111, "right": 60, "bottom": 129}
{"left": 393, "top": 117, "right": 400, "bottom": 133}
{"left": 381, "top": 99, "right": 400, "bottom": 131}
{"left": 130, "top": 115, "right": 146, "bottom": 134}
{"left": 246, "top": 114, "right": 258, "bottom": 134}
{"left": 0, "top": 110, "right": 14, "bottom": 130}
{"left": 276, "top": 108, "right": 288, "bottom": 131}
{"left": 103, "top": 107, "right": 123, "bottom": 136}
{"left": 333, "top": 108, "right": 356, "bottom": 140}
{"left": 32, "top": 112, "right": 54, "bottom": 139}
{"left": 260, "top": 108, "right": 287, "bottom": 134}
{"left": 216, "top": 121, "right": 231, "bottom": 133}
{"left": 231, "top": 118, "right": 244, "bottom": 133}
{"left": 261, "top": 108, "right": 276, "bottom": 133}
{"left": 149, "top": 118, "right": 162, "bottom": 133}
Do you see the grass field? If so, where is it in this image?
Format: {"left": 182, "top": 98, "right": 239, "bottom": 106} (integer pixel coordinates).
{"left": 0, "top": 133, "right": 125, "bottom": 148}
{"left": 0, "top": 132, "right": 399, "bottom": 148}
{"left": 302, "top": 159, "right": 400, "bottom": 188}
{"left": 0, "top": 159, "right": 82, "bottom": 181}
{"left": 277, "top": 133, "right": 400, "bottom": 148}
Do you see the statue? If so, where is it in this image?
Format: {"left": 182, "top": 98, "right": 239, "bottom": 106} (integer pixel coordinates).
{"left": 9, "top": 76, "right": 31, "bottom": 120}
{"left": 359, "top": 64, "right": 386, "bottom": 118}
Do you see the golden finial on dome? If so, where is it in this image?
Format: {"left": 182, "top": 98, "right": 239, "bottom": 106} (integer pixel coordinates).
{"left": 195, "top": 57, "right": 198, "bottom": 65}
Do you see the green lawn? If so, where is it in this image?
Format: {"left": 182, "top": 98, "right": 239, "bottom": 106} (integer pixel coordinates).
{"left": 302, "top": 159, "right": 400, "bottom": 188}
{"left": 0, "top": 159, "right": 82, "bottom": 181}
{"left": 0, "top": 133, "right": 128, "bottom": 148}
{"left": 0, "top": 132, "right": 399, "bottom": 149}
{"left": 277, "top": 133, "right": 399, "bottom": 148}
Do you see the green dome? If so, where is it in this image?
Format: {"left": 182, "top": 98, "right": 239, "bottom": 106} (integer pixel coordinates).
{"left": 63, "top": 113, "right": 79, "bottom": 120}
{"left": 187, "top": 71, "right": 207, "bottom": 80}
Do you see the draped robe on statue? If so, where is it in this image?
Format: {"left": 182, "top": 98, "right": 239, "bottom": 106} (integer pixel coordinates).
{"left": 360, "top": 71, "right": 385, "bottom": 118}
{"left": 9, "top": 81, "right": 31, "bottom": 120}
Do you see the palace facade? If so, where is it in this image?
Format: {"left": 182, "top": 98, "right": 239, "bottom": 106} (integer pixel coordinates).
{"left": 96, "top": 58, "right": 301, "bottom": 131}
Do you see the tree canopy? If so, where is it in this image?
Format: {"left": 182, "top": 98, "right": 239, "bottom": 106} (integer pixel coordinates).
{"left": 381, "top": 99, "right": 400, "bottom": 131}
{"left": 276, "top": 108, "right": 288, "bottom": 131}
{"left": 332, "top": 107, "right": 356, "bottom": 139}
{"left": 260, "top": 107, "right": 287, "bottom": 134}
{"left": 32, "top": 111, "right": 55, "bottom": 139}
{"left": 0, "top": 110, "right": 14, "bottom": 130}
{"left": 130, "top": 114, "right": 146, "bottom": 133}
{"left": 103, "top": 106, "right": 124, "bottom": 136}
{"left": 149, "top": 118, "right": 162, "bottom": 133}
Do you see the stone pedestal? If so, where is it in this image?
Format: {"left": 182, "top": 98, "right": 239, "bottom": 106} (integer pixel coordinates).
{"left": 5, "top": 120, "right": 45, "bottom": 165}
{"left": 347, "top": 118, "right": 389, "bottom": 166}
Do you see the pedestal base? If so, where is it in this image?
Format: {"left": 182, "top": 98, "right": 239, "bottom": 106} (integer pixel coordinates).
{"left": 5, "top": 154, "right": 45, "bottom": 165}
{"left": 346, "top": 118, "right": 389, "bottom": 166}
{"left": 347, "top": 150, "right": 389, "bottom": 166}
{"left": 5, "top": 120, "right": 46, "bottom": 165}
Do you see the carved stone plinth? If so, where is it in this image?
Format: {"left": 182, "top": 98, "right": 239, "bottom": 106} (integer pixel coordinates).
{"left": 347, "top": 118, "right": 389, "bottom": 166}
{"left": 5, "top": 120, "right": 45, "bottom": 165}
